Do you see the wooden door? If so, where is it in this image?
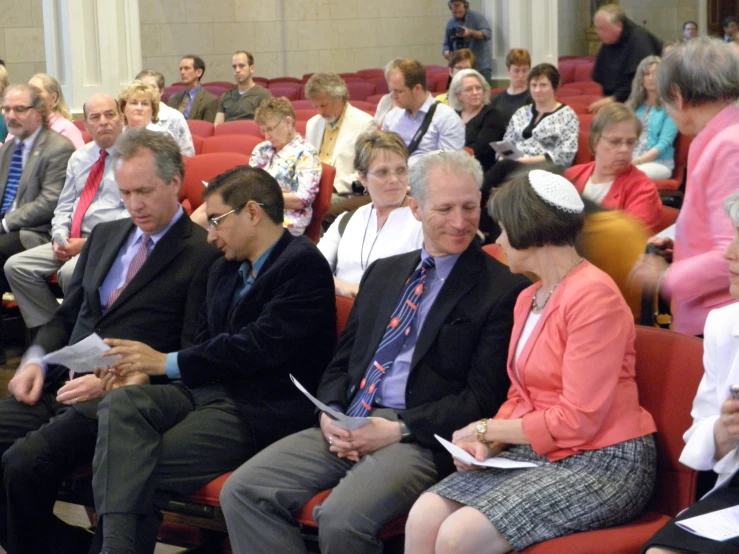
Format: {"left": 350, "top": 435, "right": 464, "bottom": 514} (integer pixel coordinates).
{"left": 708, "top": 0, "right": 739, "bottom": 37}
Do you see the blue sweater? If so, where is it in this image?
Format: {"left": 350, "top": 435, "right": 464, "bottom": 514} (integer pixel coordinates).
{"left": 634, "top": 104, "right": 678, "bottom": 162}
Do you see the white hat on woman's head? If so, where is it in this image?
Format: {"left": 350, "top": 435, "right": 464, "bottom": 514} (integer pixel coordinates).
{"left": 528, "top": 169, "right": 584, "bottom": 214}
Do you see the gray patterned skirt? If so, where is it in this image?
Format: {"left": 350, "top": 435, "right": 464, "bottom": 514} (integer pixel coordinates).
{"left": 428, "top": 434, "right": 656, "bottom": 551}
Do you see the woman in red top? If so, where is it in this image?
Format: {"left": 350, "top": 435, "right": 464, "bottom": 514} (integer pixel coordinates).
{"left": 565, "top": 102, "right": 662, "bottom": 233}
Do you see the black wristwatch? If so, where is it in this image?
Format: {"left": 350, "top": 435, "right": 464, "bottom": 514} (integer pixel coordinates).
{"left": 398, "top": 419, "right": 413, "bottom": 443}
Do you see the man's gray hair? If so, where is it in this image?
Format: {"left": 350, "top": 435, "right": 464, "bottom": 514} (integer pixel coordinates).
{"left": 595, "top": 3, "right": 625, "bottom": 24}
{"left": 448, "top": 69, "right": 490, "bottom": 112}
{"left": 724, "top": 192, "right": 739, "bottom": 227}
{"left": 409, "top": 150, "right": 482, "bottom": 206}
{"left": 384, "top": 58, "right": 402, "bottom": 80}
{"left": 304, "top": 73, "right": 349, "bottom": 101}
{"left": 656, "top": 37, "right": 739, "bottom": 106}
{"left": 113, "top": 128, "right": 184, "bottom": 184}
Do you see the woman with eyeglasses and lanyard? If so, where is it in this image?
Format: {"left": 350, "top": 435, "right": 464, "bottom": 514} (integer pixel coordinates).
{"left": 317, "top": 130, "right": 423, "bottom": 298}
{"left": 251, "top": 96, "right": 321, "bottom": 236}
{"left": 564, "top": 102, "right": 662, "bottom": 234}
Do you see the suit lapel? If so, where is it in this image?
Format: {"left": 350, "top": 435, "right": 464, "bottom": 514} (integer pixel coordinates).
{"left": 89, "top": 220, "right": 136, "bottom": 318}
{"left": 103, "top": 212, "right": 191, "bottom": 316}
{"left": 411, "top": 245, "right": 480, "bottom": 367}
{"left": 15, "top": 130, "right": 47, "bottom": 201}
{"left": 190, "top": 89, "right": 203, "bottom": 118}
{"left": 0, "top": 139, "right": 14, "bottom": 199}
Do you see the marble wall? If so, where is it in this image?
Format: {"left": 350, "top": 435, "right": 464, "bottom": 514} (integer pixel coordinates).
{"left": 140, "top": 0, "right": 458, "bottom": 86}
{"left": 0, "top": 0, "right": 46, "bottom": 86}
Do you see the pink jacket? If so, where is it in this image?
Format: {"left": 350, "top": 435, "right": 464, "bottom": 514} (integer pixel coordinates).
{"left": 565, "top": 162, "right": 662, "bottom": 233}
{"left": 48, "top": 114, "right": 85, "bottom": 150}
{"left": 494, "top": 262, "right": 656, "bottom": 461}
{"left": 662, "top": 104, "right": 739, "bottom": 335}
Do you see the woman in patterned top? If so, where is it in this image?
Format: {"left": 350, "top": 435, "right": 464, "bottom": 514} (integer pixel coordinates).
{"left": 251, "top": 97, "right": 321, "bottom": 236}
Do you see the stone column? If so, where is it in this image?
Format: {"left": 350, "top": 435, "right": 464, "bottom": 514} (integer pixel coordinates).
{"left": 42, "top": 0, "right": 142, "bottom": 115}
{"left": 481, "top": 0, "right": 559, "bottom": 81}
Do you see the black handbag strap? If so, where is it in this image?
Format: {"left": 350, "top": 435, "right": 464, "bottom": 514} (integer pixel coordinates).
{"left": 407, "top": 102, "right": 439, "bottom": 155}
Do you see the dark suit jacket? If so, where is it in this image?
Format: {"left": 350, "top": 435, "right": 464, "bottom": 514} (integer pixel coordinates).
{"left": 318, "top": 243, "right": 529, "bottom": 476}
{"left": 177, "top": 229, "right": 336, "bottom": 450}
{"left": 167, "top": 86, "right": 219, "bottom": 123}
{"left": 36, "top": 211, "right": 220, "bottom": 387}
{"left": 0, "top": 128, "right": 75, "bottom": 248}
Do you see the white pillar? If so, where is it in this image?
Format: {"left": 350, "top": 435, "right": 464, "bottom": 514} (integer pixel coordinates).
{"left": 481, "top": 0, "right": 559, "bottom": 80}
{"left": 42, "top": 0, "right": 142, "bottom": 115}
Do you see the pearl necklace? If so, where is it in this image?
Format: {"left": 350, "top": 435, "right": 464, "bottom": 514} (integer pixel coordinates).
{"left": 531, "top": 258, "right": 584, "bottom": 313}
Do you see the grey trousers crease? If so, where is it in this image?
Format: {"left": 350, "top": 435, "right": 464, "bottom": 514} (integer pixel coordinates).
{"left": 219, "top": 425, "right": 438, "bottom": 554}
{"left": 92, "top": 383, "right": 253, "bottom": 518}
{"left": 4, "top": 242, "right": 79, "bottom": 327}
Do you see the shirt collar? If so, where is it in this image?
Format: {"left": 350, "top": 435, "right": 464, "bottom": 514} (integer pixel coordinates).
{"left": 241, "top": 236, "right": 279, "bottom": 281}
{"left": 420, "top": 246, "right": 462, "bottom": 281}
{"left": 408, "top": 94, "right": 435, "bottom": 118}
{"left": 189, "top": 85, "right": 201, "bottom": 98}
{"left": 131, "top": 206, "right": 185, "bottom": 247}
{"left": 12, "top": 125, "right": 42, "bottom": 152}
{"left": 329, "top": 102, "right": 348, "bottom": 129}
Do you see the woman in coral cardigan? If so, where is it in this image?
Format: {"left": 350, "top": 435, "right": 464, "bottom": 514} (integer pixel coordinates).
{"left": 564, "top": 102, "right": 662, "bottom": 233}
{"left": 404, "top": 169, "right": 656, "bottom": 554}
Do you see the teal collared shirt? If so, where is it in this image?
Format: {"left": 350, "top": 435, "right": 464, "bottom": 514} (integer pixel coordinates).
{"left": 165, "top": 240, "right": 278, "bottom": 379}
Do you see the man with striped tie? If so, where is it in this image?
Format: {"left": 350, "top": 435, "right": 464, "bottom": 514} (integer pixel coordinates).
{"left": 0, "top": 84, "right": 74, "bottom": 361}
{"left": 218, "top": 150, "right": 529, "bottom": 554}
{"left": 5, "top": 93, "right": 129, "bottom": 335}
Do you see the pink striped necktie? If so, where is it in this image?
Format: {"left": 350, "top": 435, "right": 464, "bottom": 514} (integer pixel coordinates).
{"left": 70, "top": 149, "right": 107, "bottom": 239}
{"left": 105, "top": 234, "right": 152, "bottom": 309}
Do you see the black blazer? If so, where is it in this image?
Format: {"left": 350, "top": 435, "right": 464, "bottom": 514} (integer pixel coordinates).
{"left": 177, "top": 230, "right": 337, "bottom": 450}
{"left": 167, "top": 87, "right": 219, "bottom": 123}
{"left": 463, "top": 104, "right": 506, "bottom": 173}
{"left": 318, "top": 242, "right": 529, "bottom": 476}
{"left": 36, "top": 211, "right": 220, "bottom": 386}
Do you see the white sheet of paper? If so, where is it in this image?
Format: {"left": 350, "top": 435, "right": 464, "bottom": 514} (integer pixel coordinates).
{"left": 490, "top": 140, "right": 523, "bottom": 160}
{"left": 434, "top": 434, "right": 538, "bottom": 469}
{"left": 290, "top": 374, "right": 370, "bottom": 431}
{"left": 42, "top": 333, "right": 119, "bottom": 374}
{"left": 651, "top": 223, "right": 675, "bottom": 241}
{"left": 676, "top": 505, "right": 739, "bottom": 542}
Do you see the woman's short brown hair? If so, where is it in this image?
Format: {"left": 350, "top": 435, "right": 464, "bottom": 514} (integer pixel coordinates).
{"left": 588, "top": 102, "right": 642, "bottom": 153}
{"left": 354, "top": 130, "right": 408, "bottom": 175}
{"left": 119, "top": 80, "right": 160, "bottom": 124}
{"left": 488, "top": 166, "right": 584, "bottom": 249}
{"left": 527, "top": 63, "right": 561, "bottom": 90}
{"left": 254, "top": 96, "right": 295, "bottom": 126}
{"left": 448, "top": 49, "right": 477, "bottom": 69}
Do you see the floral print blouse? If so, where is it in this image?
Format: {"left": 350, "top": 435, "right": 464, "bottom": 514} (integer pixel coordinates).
{"left": 249, "top": 135, "right": 322, "bottom": 235}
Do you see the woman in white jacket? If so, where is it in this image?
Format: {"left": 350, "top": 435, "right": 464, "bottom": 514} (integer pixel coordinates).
{"left": 643, "top": 192, "right": 739, "bottom": 553}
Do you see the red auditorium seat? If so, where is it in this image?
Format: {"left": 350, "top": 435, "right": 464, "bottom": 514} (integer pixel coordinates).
{"left": 214, "top": 120, "right": 261, "bottom": 137}
{"left": 202, "top": 84, "right": 228, "bottom": 99}
{"left": 558, "top": 61, "right": 578, "bottom": 85}
{"left": 295, "top": 119, "right": 307, "bottom": 137}
{"left": 338, "top": 72, "right": 364, "bottom": 82}
{"left": 253, "top": 77, "right": 269, "bottom": 87}
{"left": 81, "top": 130, "right": 93, "bottom": 144}
{"left": 366, "top": 93, "right": 385, "bottom": 104}
{"left": 573, "top": 62, "right": 595, "bottom": 82}
{"left": 568, "top": 93, "right": 602, "bottom": 106}
{"left": 357, "top": 68, "right": 385, "bottom": 79}
{"left": 346, "top": 81, "right": 376, "bottom": 101}
{"left": 180, "top": 153, "right": 251, "bottom": 213}
{"left": 291, "top": 100, "right": 316, "bottom": 110}
{"left": 555, "top": 88, "right": 584, "bottom": 98}
{"left": 203, "top": 81, "right": 233, "bottom": 89}
{"left": 578, "top": 113, "right": 594, "bottom": 131}
{"left": 268, "top": 86, "right": 301, "bottom": 101}
{"left": 73, "top": 119, "right": 86, "bottom": 132}
{"left": 366, "top": 76, "right": 389, "bottom": 95}
{"left": 270, "top": 77, "right": 303, "bottom": 85}
{"left": 303, "top": 163, "right": 335, "bottom": 243}
{"left": 186, "top": 120, "right": 215, "bottom": 138}
{"left": 573, "top": 130, "right": 593, "bottom": 166}
{"left": 350, "top": 100, "right": 376, "bottom": 114}
{"left": 657, "top": 205, "right": 679, "bottom": 233}
{"left": 293, "top": 108, "right": 318, "bottom": 120}
{"left": 191, "top": 134, "right": 203, "bottom": 155}
{"left": 654, "top": 133, "right": 692, "bottom": 193}
{"left": 425, "top": 65, "right": 447, "bottom": 74}
{"left": 200, "top": 135, "right": 262, "bottom": 156}
{"left": 566, "top": 101, "right": 590, "bottom": 115}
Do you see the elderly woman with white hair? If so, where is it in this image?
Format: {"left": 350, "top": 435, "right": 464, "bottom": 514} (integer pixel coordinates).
{"left": 448, "top": 68, "right": 505, "bottom": 173}
{"left": 625, "top": 56, "right": 678, "bottom": 179}
{"left": 29, "top": 73, "right": 85, "bottom": 149}
{"left": 631, "top": 37, "right": 739, "bottom": 336}
{"left": 643, "top": 193, "right": 739, "bottom": 554}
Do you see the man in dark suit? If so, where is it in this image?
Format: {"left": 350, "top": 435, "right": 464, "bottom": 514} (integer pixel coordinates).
{"left": 92, "top": 165, "right": 336, "bottom": 554}
{"left": 218, "top": 150, "right": 529, "bottom": 554}
{"left": 167, "top": 55, "right": 219, "bottom": 123}
{"left": 0, "top": 128, "right": 219, "bottom": 554}
{"left": 0, "top": 83, "right": 75, "bottom": 360}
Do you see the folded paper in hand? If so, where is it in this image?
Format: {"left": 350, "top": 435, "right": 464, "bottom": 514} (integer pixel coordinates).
{"left": 675, "top": 504, "right": 739, "bottom": 542}
{"left": 42, "top": 333, "right": 118, "bottom": 374}
{"left": 290, "top": 375, "right": 370, "bottom": 431}
{"left": 434, "top": 434, "right": 538, "bottom": 469}
{"left": 490, "top": 141, "right": 523, "bottom": 160}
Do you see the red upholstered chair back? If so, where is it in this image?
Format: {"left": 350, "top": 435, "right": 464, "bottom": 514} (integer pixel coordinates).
{"left": 186, "top": 119, "right": 215, "bottom": 138}
{"left": 191, "top": 134, "right": 203, "bottom": 155}
{"left": 357, "top": 68, "right": 385, "bottom": 79}
{"left": 335, "top": 295, "right": 354, "bottom": 339}
{"left": 73, "top": 119, "right": 86, "bottom": 132}
{"left": 293, "top": 109, "right": 318, "bottom": 120}
{"left": 304, "top": 163, "right": 335, "bottom": 243}
{"left": 81, "top": 130, "right": 93, "bottom": 144}
{"left": 268, "top": 86, "right": 301, "bottom": 100}
{"left": 200, "top": 134, "right": 262, "bottom": 157}
{"left": 657, "top": 205, "right": 679, "bottom": 233}
{"left": 202, "top": 81, "right": 232, "bottom": 89}
{"left": 291, "top": 100, "right": 315, "bottom": 110}
{"left": 346, "top": 81, "right": 377, "bottom": 101}
{"left": 573, "top": 130, "right": 594, "bottom": 166}
{"left": 655, "top": 133, "right": 692, "bottom": 192}
{"left": 633, "top": 326, "right": 703, "bottom": 516}
{"left": 180, "top": 152, "right": 251, "bottom": 213}
{"left": 350, "top": 100, "right": 377, "bottom": 114}
{"left": 573, "top": 62, "right": 594, "bottom": 82}
{"left": 269, "top": 77, "right": 302, "bottom": 85}
{"left": 214, "top": 120, "right": 261, "bottom": 137}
